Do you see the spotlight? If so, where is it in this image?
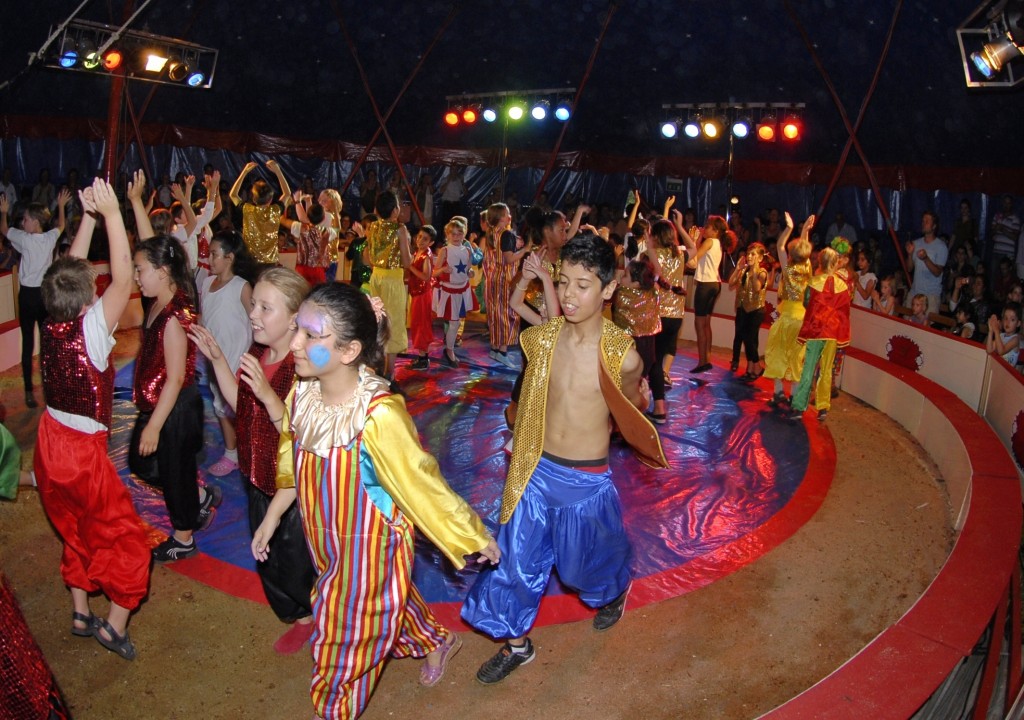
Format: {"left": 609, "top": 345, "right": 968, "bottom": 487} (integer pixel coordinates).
{"left": 482, "top": 106, "right": 498, "bottom": 123}
{"left": 462, "top": 106, "right": 478, "bottom": 124}
{"left": 186, "top": 71, "right": 205, "bottom": 87}
{"left": 507, "top": 102, "right": 525, "bottom": 121}
{"left": 660, "top": 120, "right": 678, "bottom": 139}
{"left": 732, "top": 114, "right": 752, "bottom": 139}
{"left": 102, "top": 48, "right": 123, "bottom": 71}
{"left": 756, "top": 112, "right": 777, "bottom": 142}
{"left": 145, "top": 52, "right": 169, "bottom": 73}
{"left": 971, "top": 34, "right": 1024, "bottom": 78}
{"left": 781, "top": 113, "right": 802, "bottom": 141}
{"left": 58, "top": 37, "right": 78, "bottom": 68}
{"left": 444, "top": 108, "right": 460, "bottom": 127}
{"left": 701, "top": 116, "right": 723, "bottom": 139}
{"left": 531, "top": 100, "right": 549, "bottom": 121}
{"left": 167, "top": 58, "right": 189, "bottom": 82}
{"left": 554, "top": 100, "right": 572, "bottom": 121}
{"left": 80, "top": 38, "right": 100, "bottom": 69}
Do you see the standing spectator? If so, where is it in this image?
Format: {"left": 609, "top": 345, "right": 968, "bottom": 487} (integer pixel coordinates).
{"left": 825, "top": 212, "right": 857, "bottom": 247}
{"left": 31, "top": 169, "right": 55, "bottom": 210}
{"left": 950, "top": 199, "right": 978, "bottom": 260}
{"left": 414, "top": 174, "right": 435, "bottom": 228}
{"left": 990, "top": 195, "right": 1019, "bottom": 272}
{"left": 0, "top": 168, "right": 18, "bottom": 206}
{"left": 358, "top": 169, "right": 379, "bottom": 219}
{"left": 905, "top": 211, "right": 948, "bottom": 317}
{"left": 0, "top": 188, "right": 70, "bottom": 408}
{"left": 439, "top": 166, "right": 466, "bottom": 227}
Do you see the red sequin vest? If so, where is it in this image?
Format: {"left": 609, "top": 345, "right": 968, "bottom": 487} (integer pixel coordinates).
{"left": 133, "top": 290, "right": 197, "bottom": 413}
{"left": 41, "top": 316, "right": 114, "bottom": 428}
{"left": 236, "top": 344, "right": 296, "bottom": 495}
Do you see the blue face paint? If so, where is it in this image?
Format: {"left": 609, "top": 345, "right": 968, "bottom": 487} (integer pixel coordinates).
{"left": 308, "top": 344, "right": 331, "bottom": 369}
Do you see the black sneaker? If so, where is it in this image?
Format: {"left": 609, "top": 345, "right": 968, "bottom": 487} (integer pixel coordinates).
{"left": 152, "top": 536, "right": 197, "bottom": 563}
{"left": 410, "top": 355, "right": 429, "bottom": 370}
{"left": 476, "top": 639, "right": 535, "bottom": 685}
{"left": 197, "top": 484, "right": 222, "bottom": 531}
{"left": 817, "top": 409, "right": 829, "bottom": 422}
{"left": 593, "top": 586, "right": 629, "bottom": 631}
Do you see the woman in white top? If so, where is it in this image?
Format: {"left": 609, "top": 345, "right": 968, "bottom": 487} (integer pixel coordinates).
{"left": 681, "top": 215, "right": 736, "bottom": 374}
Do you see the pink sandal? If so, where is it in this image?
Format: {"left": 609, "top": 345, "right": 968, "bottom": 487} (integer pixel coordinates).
{"left": 419, "top": 632, "right": 462, "bottom": 687}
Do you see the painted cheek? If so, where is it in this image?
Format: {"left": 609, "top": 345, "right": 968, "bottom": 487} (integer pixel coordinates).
{"left": 308, "top": 344, "right": 331, "bottom": 369}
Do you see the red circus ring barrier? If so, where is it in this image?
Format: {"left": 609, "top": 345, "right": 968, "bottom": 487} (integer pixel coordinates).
{"left": 761, "top": 346, "right": 1023, "bottom": 719}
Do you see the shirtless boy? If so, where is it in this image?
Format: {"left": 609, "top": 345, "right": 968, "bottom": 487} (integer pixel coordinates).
{"left": 462, "top": 233, "right": 652, "bottom": 684}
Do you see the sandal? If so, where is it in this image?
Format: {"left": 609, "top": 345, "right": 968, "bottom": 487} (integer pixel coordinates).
{"left": 71, "top": 611, "right": 96, "bottom": 637}
{"left": 93, "top": 618, "right": 137, "bottom": 661}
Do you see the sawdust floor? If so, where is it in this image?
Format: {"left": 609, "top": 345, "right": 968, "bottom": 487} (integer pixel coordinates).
{"left": 0, "top": 333, "right": 952, "bottom": 720}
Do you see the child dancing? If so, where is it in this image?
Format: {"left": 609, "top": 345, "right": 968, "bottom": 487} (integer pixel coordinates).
{"left": 787, "top": 247, "right": 852, "bottom": 422}
{"left": 34, "top": 178, "right": 150, "bottom": 660}
{"left": 763, "top": 213, "right": 814, "bottom": 409}
{"left": 252, "top": 283, "right": 499, "bottom": 719}
{"left": 199, "top": 230, "right": 256, "bottom": 476}
{"left": 129, "top": 234, "right": 221, "bottom": 562}
{"left": 463, "top": 234, "right": 666, "bottom": 684}
{"left": 190, "top": 268, "right": 317, "bottom": 654}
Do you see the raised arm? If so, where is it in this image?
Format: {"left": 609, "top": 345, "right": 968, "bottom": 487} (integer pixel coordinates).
{"left": 626, "top": 190, "right": 641, "bottom": 229}
{"left": 91, "top": 179, "right": 133, "bottom": 331}
{"left": 229, "top": 162, "right": 258, "bottom": 207}
{"left": 670, "top": 209, "right": 698, "bottom": 251}
{"left": 266, "top": 160, "right": 292, "bottom": 207}
{"left": 567, "top": 204, "right": 590, "bottom": 241}
{"left": 0, "top": 193, "right": 11, "bottom": 237}
{"left": 127, "top": 170, "right": 155, "bottom": 240}
{"left": 66, "top": 187, "right": 97, "bottom": 259}
{"left": 54, "top": 187, "right": 71, "bottom": 235}
{"left": 776, "top": 212, "right": 796, "bottom": 273}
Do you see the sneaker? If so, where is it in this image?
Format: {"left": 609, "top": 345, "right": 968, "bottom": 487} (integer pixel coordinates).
{"left": 197, "top": 484, "right": 223, "bottom": 531}
{"left": 817, "top": 409, "right": 829, "bottom": 422}
{"left": 768, "top": 393, "right": 790, "bottom": 410}
{"left": 207, "top": 455, "right": 238, "bottom": 477}
{"left": 489, "top": 349, "right": 501, "bottom": 362}
{"left": 593, "top": 586, "right": 629, "bottom": 631}
{"left": 646, "top": 412, "right": 667, "bottom": 425}
{"left": 476, "top": 639, "right": 536, "bottom": 685}
{"left": 410, "top": 355, "right": 429, "bottom": 370}
{"left": 152, "top": 536, "right": 197, "bottom": 563}
{"left": 785, "top": 407, "right": 805, "bottom": 421}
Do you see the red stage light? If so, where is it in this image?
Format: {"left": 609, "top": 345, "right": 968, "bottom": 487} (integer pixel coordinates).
{"left": 444, "top": 110, "right": 459, "bottom": 127}
{"left": 103, "top": 49, "right": 123, "bottom": 71}
{"left": 782, "top": 118, "right": 801, "bottom": 141}
{"left": 462, "top": 108, "right": 477, "bottom": 124}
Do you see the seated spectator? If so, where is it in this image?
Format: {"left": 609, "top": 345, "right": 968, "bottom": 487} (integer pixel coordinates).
{"left": 950, "top": 274, "right": 990, "bottom": 341}
{"left": 908, "top": 293, "right": 929, "bottom": 326}
{"left": 950, "top": 305, "right": 976, "bottom": 340}
{"left": 986, "top": 303, "right": 1021, "bottom": 367}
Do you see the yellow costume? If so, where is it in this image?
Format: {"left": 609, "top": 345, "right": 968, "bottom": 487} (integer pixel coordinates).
{"left": 764, "top": 259, "right": 812, "bottom": 381}
{"left": 365, "top": 220, "right": 408, "bottom": 355}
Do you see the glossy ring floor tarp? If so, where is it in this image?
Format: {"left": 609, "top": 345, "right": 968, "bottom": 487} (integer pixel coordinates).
{"left": 109, "top": 329, "right": 834, "bottom": 630}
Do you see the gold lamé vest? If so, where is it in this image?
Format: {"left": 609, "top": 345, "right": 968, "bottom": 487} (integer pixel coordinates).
{"left": 612, "top": 286, "right": 661, "bottom": 336}
{"left": 242, "top": 203, "right": 283, "bottom": 264}
{"left": 779, "top": 259, "right": 812, "bottom": 302}
{"left": 365, "top": 219, "right": 403, "bottom": 269}
{"left": 500, "top": 316, "right": 634, "bottom": 523}
{"left": 737, "top": 267, "right": 767, "bottom": 312}
{"left": 655, "top": 247, "right": 686, "bottom": 318}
